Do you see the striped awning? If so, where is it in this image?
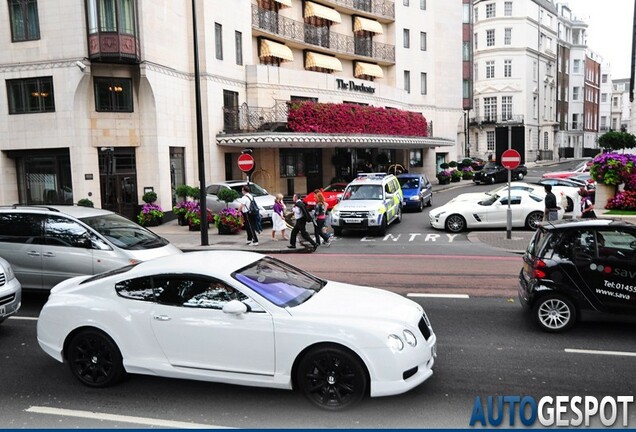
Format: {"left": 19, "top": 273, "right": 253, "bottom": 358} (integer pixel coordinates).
{"left": 305, "top": 1, "right": 342, "bottom": 23}
{"left": 353, "top": 16, "right": 383, "bottom": 34}
{"left": 355, "top": 62, "right": 384, "bottom": 78}
{"left": 305, "top": 51, "right": 343, "bottom": 71}
{"left": 273, "top": 0, "right": 292, "bottom": 7}
{"left": 259, "top": 39, "right": 294, "bottom": 62}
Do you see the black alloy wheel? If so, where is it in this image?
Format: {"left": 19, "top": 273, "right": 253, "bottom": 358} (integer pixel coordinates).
{"left": 297, "top": 346, "right": 367, "bottom": 410}
{"left": 67, "top": 329, "right": 125, "bottom": 388}
{"left": 377, "top": 216, "right": 388, "bottom": 236}
{"left": 445, "top": 214, "right": 466, "bottom": 233}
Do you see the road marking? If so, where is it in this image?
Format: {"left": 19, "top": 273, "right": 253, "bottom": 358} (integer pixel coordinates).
{"left": 407, "top": 293, "right": 470, "bottom": 299}
{"left": 565, "top": 348, "right": 636, "bottom": 358}
{"left": 9, "top": 316, "right": 38, "bottom": 321}
{"left": 25, "top": 406, "right": 230, "bottom": 429}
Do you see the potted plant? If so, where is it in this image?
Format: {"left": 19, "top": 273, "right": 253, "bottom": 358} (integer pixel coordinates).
{"left": 436, "top": 169, "right": 451, "bottom": 185}
{"left": 461, "top": 166, "right": 475, "bottom": 180}
{"left": 606, "top": 174, "right": 636, "bottom": 211}
{"left": 138, "top": 203, "right": 164, "bottom": 226}
{"left": 142, "top": 191, "right": 158, "bottom": 204}
{"left": 590, "top": 152, "right": 636, "bottom": 208}
{"left": 186, "top": 203, "right": 214, "bottom": 231}
{"left": 77, "top": 198, "right": 94, "bottom": 207}
{"left": 175, "top": 184, "right": 193, "bottom": 201}
{"left": 214, "top": 207, "right": 244, "bottom": 234}
{"left": 451, "top": 169, "right": 463, "bottom": 182}
{"left": 173, "top": 200, "right": 197, "bottom": 226}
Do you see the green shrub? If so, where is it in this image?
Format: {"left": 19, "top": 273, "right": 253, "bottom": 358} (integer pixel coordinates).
{"left": 142, "top": 191, "right": 157, "bottom": 203}
{"left": 217, "top": 188, "right": 240, "bottom": 206}
{"left": 77, "top": 198, "right": 94, "bottom": 207}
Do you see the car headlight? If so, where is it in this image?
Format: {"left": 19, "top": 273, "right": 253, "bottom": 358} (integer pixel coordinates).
{"left": 333, "top": 209, "right": 340, "bottom": 217}
{"left": 403, "top": 329, "right": 417, "bottom": 347}
{"left": 431, "top": 211, "right": 445, "bottom": 218}
{"left": 387, "top": 334, "right": 404, "bottom": 351}
{"left": 409, "top": 196, "right": 421, "bottom": 201}
{"left": 369, "top": 209, "right": 379, "bottom": 218}
{"left": 2, "top": 263, "right": 15, "bottom": 281}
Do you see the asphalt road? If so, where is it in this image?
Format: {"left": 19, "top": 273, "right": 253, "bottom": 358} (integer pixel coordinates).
{"left": 4, "top": 294, "right": 635, "bottom": 428}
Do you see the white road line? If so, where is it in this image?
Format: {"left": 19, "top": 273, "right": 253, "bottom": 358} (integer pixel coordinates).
{"left": 25, "top": 406, "right": 231, "bottom": 429}
{"left": 407, "top": 293, "right": 470, "bottom": 299}
{"left": 565, "top": 348, "right": 636, "bottom": 358}
{"left": 9, "top": 316, "right": 38, "bottom": 321}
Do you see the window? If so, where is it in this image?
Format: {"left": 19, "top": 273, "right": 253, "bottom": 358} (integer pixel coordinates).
{"left": 409, "top": 149, "right": 423, "bottom": 167}
{"left": 601, "top": 93, "right": 608, "bottom": 103}
{"left": 463, "top": 4, "right": 470, "bottom": 23}
{"left": 403, "top": 29, "right": 410, "bottom": 48}
{"left": 280, "top": 148, "right": 305, "bottom": 177}
{"left": 486, "top": 3, "right": 495, "bottom": 18}
{"left": 613, "top": 97, "right": 619, "bottom": 107}
{"left": 533, "top": 61, "right": 537, "bottom": 80}
{"left": 544, "top": 132, "right": 549, "bottom": 150}
{"left": 486, "top": 60, "right": 495, "bottom": 79}
{"left": 94, "top": 77, "right": 133, "bottom": 112}
{"left": 7, "top": 76, "right": 54, "bottom": 114}
{"left": 420, "top": 0, "right": 426, "bottom": 9}
{"left": 484, "top": 96, "right": 497, "bottom": 121}
{"left": 116, "top": 277, "right": 155, "bottom": 302}
{"left": 474, "top": 62, "right": 478, "bottom": 80}
{"left": 223, "top": 90, "right": 239, "bottom": 131}
{"left": 474, "top": 32, "right": 478, "bottom": 50}
{"left": 504, "top": 59, "right": 512, "bottom": 77}
{"left": 404, "top": 70, "right": 411, "bottom": 93}
{"left": 463, "top": 79, "right": 471, "bottom": 99}
{"left": 486, "top": 29, "right": 495, "bottom": 47}
{"left": 0, "top": 213, "right": 43, "bottom": 244}
{"left": 572, "top": 113, "right": 579, "bottom": 129}
{"left": 463, "top": 42, "right": 470, "bottom": 61}
{"left": 85, "top": 0, "right": 136, "bottom": 35}
{"left": 420, "top": 72, "right": 427, "bottom": 95}
{"left": 504, "top": 1, "right": 512, "bottom": 16}
{"left": 8, "top": 0, "right": 40, "bottom": 41}
{"left": 573, "top": 59, "right": 580, "bottom": 73}
{"left": 474, "top": 6, "right": 478, "bottom": 22}
{"left": 602, "top": 74, "right": 608, "bottom": 83}
{"left": 487, "top": 131, "right": 495, "bottom": 151}
{"left": 235, "top": 31, "right": 243, "bottom": 65}
{"left": 44, "top": 215, "right": 92, "bottom": 248}
{"left": 420, "top": 32, "right": 427, "bottom": 51}
{"left": 572, "top": 87, "right": 579, "bottom": 101}
{"left": 504, "top": 28, "right": 511, "bottom": 45}
{"left": 403, "top": 0, "right": 409, "bottom": 5}
{"left": 215, "top": 23, "right": 223, "bottom": 60}
{"left": 501, "top": 96, "right": 512, "bottom": 120}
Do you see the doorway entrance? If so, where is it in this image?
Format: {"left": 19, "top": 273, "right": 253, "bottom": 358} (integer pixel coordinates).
{"left": 98, "top": 147, "right": 138, "bottom": 221}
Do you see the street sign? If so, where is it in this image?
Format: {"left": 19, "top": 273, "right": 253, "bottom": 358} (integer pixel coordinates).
{"left": 501, "top": 149, "right": 521, "bottom": 170}
{"left": 237, "top": 153, "right": 255, "bottom": 173}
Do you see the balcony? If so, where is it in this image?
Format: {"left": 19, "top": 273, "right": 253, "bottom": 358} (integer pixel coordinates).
{"left": 222, "top": 101, "right": 290, "bottom": 133}
{"left": 88, "top": 32, "right": 141, "bottom": 63}
{"left": 252, "top": 5, "right": 395, "bottom": 65}
{"left": 320, "top": 0, "right": 395, "bottom": 22}
{"left": 469, "top": 115, "right": 525, "bottom": 126}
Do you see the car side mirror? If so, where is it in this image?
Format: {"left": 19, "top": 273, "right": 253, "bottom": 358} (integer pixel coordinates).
{"left": 223, "top": 299, "right": 247, "bottom": 315}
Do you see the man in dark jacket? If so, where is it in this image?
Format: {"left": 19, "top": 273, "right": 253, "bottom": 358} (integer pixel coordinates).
{"left": 543, "top": 184, "right": 559, "bottom": 221}
{"left": 288, "top": 194, "right": 318, "bottom": 251}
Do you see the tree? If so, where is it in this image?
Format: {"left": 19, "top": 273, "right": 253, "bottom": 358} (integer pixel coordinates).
{"left": 597, "top": 131, "right": 636, "bottom": 151}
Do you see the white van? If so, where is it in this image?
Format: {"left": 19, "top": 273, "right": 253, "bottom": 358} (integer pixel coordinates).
{"left": 0, "top": 205, "right": 182, "bottom": 290}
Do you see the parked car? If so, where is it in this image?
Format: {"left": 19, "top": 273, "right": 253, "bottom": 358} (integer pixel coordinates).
{"left": 36, "top": 251, "right": 437, "bottom": 410}
{"left": 0, "top": 256, "right": 21, "bottom": 324}
{"left": 302, "top": 183, "right": 348, "bottom": 211}
{"left": 429, "top": 190, "right": 564, "bottom": 233}
{"left": 536, "top": 177, "right": 588, "bottom": 189}
{"left": 331, "top": 174, "right": 403, "bottom": 236}
{"left": 519, "top": 219, "right": 636, "bottom": 332}
{"left": 541, "top": 160, "right": 592, "bottom": 179}
{"left": 206, "top": 181, "right": 275, "bottom": 223}
{"left": 0, "top": 205, "right": 182, "bottom": 291}
{"left": 473, "top": 162, "right": 527, "bottom": 184}
{"left": 397, "top": 173, "right": 433, "bottom": 211}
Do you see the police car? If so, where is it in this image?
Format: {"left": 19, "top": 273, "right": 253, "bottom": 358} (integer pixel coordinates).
{"left": 330, "top": 173, "right": 403, "bottom": 236}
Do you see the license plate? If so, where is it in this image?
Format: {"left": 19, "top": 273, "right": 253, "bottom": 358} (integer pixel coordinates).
{"left": 0, "top": 305, "right": 5, "bottom": 316}
{"left": 344, "top": 218, "right": 363, "bottom": 224}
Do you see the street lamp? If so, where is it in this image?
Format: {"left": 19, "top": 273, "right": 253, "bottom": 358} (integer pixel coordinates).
{"left": 191, "top": 0, "right": 208, "bottom": 245}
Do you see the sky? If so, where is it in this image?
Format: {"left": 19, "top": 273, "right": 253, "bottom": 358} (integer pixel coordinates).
{"left": 565, "top": 0, "right": 635, "bottom": 78}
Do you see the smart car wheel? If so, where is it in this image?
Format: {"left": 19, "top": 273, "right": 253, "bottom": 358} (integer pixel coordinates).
{"left": 297, "top": 345, "right": 367, "bottom": 410}
{"left": 533, "top": 294, "right": 576, "bottom": 332}
{"left": 67, "top": 329, "right": 125, "bottom": 388}
{"left": 445, "top": 214, "right": 466, "bottom": 233}
{"left": 525, "top": 211, "right": 544, "bottom": 230}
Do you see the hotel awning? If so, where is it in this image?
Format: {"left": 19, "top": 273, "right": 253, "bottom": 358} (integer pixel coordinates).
{"left": 305, "top": 51, "right": 343, "bottom": 71}
{"left": 355, "top": 62, "right": 383, "bottom": 78}
{"left": 305, "top": 1, "right": 341, "bottom": 23}
{"left": 353, "top": 16, "right": 383, "bottom": 34}
{"left": 273, "top": 0, "right": 292, "bottom": 7}
{"left": 259, "top": 39, "right": 294, "bottom": 62}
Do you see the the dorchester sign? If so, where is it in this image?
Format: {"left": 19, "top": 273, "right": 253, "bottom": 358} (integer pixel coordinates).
{"left": 336, "top": 78, "right": 375, "bottom": 94}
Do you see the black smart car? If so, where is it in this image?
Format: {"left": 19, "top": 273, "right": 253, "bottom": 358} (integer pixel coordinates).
{"left": 473, "top": 162, "right": 527, "bottom": 184}
{"left": 519, "top": 219, "right": 636, "bottom": 332}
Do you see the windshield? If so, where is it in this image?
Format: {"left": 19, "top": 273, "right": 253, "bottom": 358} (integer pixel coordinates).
{"left": 398, "top": 178, "right": 420, "bottom": 189}
{"left": 232, "top": 257, "right": 326, "bottom": 308}
{"left": 323, "top": 184, "right": 346, "bottom": 193}
{"left": 342, "top": 184, "right": 383, "bottom": 200}
{"left": 483, "top": 162, "right": 501, "bottom": 170}
{"left": 229, "top": 183, "right": 268, "bottom": 197}
{"left": 80, "top": 214, "right": 168, "bottom": 250}
{"left": 479, "top": 194, "right": 499, "bottom": 206}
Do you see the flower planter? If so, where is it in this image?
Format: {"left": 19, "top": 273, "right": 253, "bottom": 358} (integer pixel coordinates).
{"left": 595, "top": 183, "right": 617, "bottom": 209}
{"left": 177, "top": 213, "right": 187, "bottom": 226}
{"left": 142, "top": 217, "right": 163, "bottom": 227}
{"left": 189, "top": 223, "right": 200, "bottom": 231}
{"left": 438, "top": 178, "right": 450, "bottom": 185}
{"left": 217, "top": 224, "right": 239, "bottom": 235}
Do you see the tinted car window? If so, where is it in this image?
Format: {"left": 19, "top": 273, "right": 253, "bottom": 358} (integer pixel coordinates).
{"left": 44, "top": 215, "right": 92, "bottom": 248}
{"left": 0, "top": 213, "right": 43, "bottom": 244}
{"left": 597, "top": 229, "right": 636, "bottom": 261}
{"left": 80, "top": 214, "right": 167, "bottom": 250}
{"left": 206, "top": 184, "right": 221, "bottom": 195}
{"left": 229, "top": 183, "right": 268, "bottom": 197}
{"left": 116, "top": 276, "right": 155, "bottom": 301}
{"left": 153, "top": 275, "right": 258, "bottom": 310}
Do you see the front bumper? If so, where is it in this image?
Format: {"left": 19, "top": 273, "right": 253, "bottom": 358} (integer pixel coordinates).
{"left": 429, "top": 213, "right": 445, "bottom": 230}
{"left": 0, "top": 278, "right": 22, "bottom": 321}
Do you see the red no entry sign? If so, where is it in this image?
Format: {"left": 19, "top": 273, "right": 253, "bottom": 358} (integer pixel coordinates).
{"left": 501, "top": 149, "right": 521, "bottom": 170}
{"left": 237, "top": 153, "right": 255, "bottom": 173}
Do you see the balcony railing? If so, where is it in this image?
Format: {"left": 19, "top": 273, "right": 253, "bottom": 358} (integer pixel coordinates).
{"left": 323, "top": 0, "right": 395, "bottom": 20}
{"left": 222, "top": 101, "right": 290, "bottom": 133}
{"left": 252, "top": 5, "right": 395, "bottom": 64}
{"left": 469, "top": 115, "right": 525, "bottom": 125}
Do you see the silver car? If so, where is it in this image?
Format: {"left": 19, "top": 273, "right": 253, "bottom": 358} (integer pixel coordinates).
{"left": 0, "top": 205, "right": 182, "bottom": 291}
{"left": 205, "top": 181, "right": 275, "bottom": 223}
{"left": 0, "top": 256, "right": 21, "bottom": 324}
